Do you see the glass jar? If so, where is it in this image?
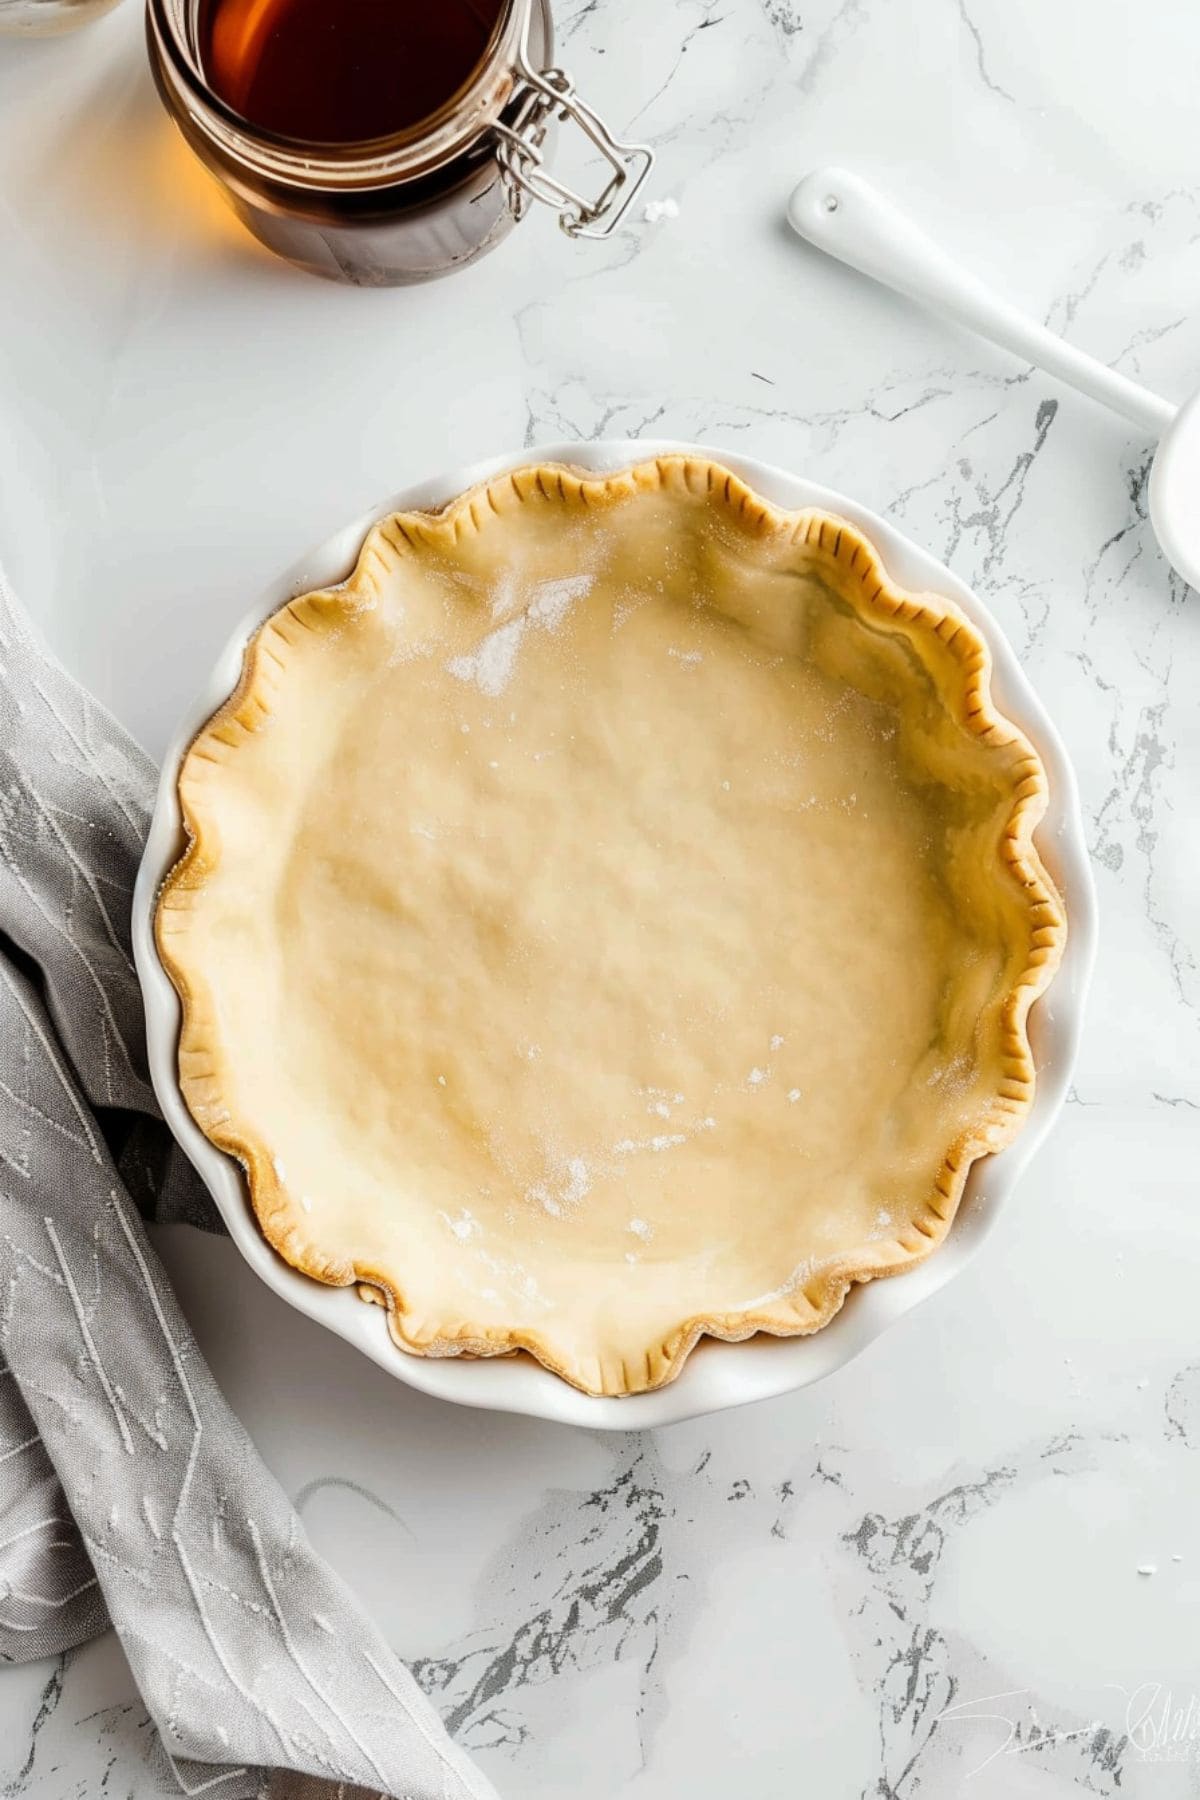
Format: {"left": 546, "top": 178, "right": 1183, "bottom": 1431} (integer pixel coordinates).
{"left": 145, "top": 0, "right": 653, "bottom": 286}
{"left": 0, "top": 0, "right": 122, "bottom": 32}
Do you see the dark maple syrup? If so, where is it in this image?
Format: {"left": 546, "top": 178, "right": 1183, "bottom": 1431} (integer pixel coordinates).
{"left": 199, "top": 0, "right": 506, "bottom": 144}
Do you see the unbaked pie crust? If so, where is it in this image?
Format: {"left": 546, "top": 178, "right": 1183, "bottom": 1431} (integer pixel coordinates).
{"left": 157, "top": 456, "right": 1066, "bottom": 1396}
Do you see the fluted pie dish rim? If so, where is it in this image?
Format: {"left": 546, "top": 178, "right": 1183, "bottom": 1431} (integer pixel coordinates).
{"left": 133, "top": 440, "right": 1095, "bottom": 1429}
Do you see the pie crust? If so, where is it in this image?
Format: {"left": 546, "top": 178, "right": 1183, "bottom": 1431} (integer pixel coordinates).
{"left": 157, "top": 456, "right": 1066, "bottom": 1396}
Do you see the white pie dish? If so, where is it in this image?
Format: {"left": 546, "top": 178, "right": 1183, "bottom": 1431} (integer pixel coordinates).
{"left": 132, "top": 438, "right": 1097, "bottom": 1430}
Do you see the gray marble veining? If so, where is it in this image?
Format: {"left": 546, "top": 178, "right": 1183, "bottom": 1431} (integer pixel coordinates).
{"left": 1, "top": 0, "right": 1199, "bottom": 1792}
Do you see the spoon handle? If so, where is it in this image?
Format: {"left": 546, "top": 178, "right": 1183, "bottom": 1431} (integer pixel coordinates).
{"left": 788, "top": 167, "right": 1176, "bottom": 438}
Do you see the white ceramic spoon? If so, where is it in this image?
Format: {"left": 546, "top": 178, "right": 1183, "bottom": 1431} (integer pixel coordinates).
{"left": 787, "top": 167, "right": 1200, "bottom": 590}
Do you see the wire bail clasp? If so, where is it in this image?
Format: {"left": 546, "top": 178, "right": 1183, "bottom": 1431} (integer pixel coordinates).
{"left": 494, "top": 47, "right": 655, "bottom": 241}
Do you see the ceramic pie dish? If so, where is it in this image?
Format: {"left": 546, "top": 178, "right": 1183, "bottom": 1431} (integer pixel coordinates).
{"left": 133, "top": 440, "right": 1096, "bottom": 1428}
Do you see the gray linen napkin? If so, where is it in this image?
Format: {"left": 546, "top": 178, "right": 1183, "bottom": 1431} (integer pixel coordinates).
{"left": 0, "top": 567, "right": 498, "bottom": 1800}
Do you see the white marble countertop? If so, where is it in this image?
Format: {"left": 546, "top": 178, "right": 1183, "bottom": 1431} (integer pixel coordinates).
{"left": 2, "top": 0, "right": 1199, "bottom": 1793}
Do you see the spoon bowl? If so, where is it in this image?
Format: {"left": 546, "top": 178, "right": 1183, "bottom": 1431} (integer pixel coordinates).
{"left": 1149, "top": 391, "right": 1200, "bottom": 590}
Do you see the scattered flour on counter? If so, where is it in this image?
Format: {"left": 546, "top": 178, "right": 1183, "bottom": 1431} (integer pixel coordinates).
{"left": 644, "top": 196, "right": 680, "bottom": 223}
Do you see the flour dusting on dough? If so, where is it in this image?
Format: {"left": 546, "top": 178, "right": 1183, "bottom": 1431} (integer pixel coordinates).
{"left": 927, "top": 1051, "right": 974, "bottom": 1096}
{"left": 448, "top": 571, "right": 593, "bottom": 696}
{"left": 487, "top": 571, "right": 517, "bottom": 618}
{"left": 448, "top": 616, "right": 526, "bottom": 697}
{"left": 733, "top": 1258, "right": 815, "bottom": 1311}
{"left": 439, "top": 1209, "right": 479, "bottom": 1241}
{"left": 529, "top": 573, "right": 593, "bottom": 630}
{"left": 563, "top": 1157, "right": 591, "bottom": 1203}
{"left": 642, "top": 1085, "right": 685, "bottom": 1120}
{"left": 614, "top": 1133, "right": 686, "bottom": 1155}
{"left": 528, "top": 1152, "right": 592, "bottom": 1218}
{"left": 476, "top": 1248, "right": 552, "bottom": 1311}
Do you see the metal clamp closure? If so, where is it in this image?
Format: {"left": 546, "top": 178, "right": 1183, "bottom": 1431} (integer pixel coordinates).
{"left": 495, "top": 54, "right": 654, "bottom": 240}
